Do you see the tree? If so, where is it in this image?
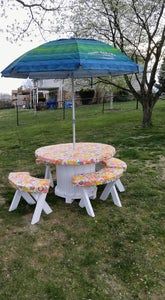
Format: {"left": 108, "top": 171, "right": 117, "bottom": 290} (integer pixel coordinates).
{"left": 0, "top": 0, "right": 67, "bottom": 41}
{"left": 71, "top": 0, "right": 165, "bottom": 127}
{"left": 158, "top": 56, "right": 165, "bottom": 92}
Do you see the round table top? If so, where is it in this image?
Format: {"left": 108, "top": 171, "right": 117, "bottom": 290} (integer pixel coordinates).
{"left": 35, "top": 142, "right": 116, "bottom": 166}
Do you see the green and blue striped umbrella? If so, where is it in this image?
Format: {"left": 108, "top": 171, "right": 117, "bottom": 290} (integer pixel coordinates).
{"left": 1, "top": 38, "right": 139, "bottom": 78}
{"left": 1, "top": 38, "right": 140, "bottom": 146}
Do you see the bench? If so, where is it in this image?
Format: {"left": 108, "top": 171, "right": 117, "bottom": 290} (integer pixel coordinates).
{"left": 102, "top": 157, "right": 127, "bottom": 192}
{"left": 8, "top": 172, "right": 52, "bottom": 225}
{"left": 72, "top": 167, "right": 124, "bottom": 217}
{"left": 36, "top": 158, "right": 54, "bottom": 187}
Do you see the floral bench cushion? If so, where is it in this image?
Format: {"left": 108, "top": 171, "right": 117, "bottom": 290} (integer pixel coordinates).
{"left": 8, "top": 172, "right": 50, "bottom": 193}
{"left": 103, "top": 158, "right": 127, "bottom": 170}
{"left": 72, "top": 167, "right": 123, "bottom": 187}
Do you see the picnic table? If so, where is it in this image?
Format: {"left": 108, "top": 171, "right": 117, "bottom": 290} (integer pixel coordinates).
{"left": 35, "top": 142, "right": 116, "bottom": 203}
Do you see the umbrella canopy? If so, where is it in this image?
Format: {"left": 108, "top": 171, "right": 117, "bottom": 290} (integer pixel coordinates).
{"left": 1, "top": 38, "right": 140, "bottom": 79}
{"left": 1, "top": 38, "right": 141, "bottom": 147}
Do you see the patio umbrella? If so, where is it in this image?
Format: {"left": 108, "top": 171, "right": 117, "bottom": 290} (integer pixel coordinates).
{"left": 1, "top": 38, "right": 140, "bottom": 147}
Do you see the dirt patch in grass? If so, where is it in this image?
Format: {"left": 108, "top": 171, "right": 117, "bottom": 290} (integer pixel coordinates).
{"left": 0, "top": 196, "right": 6, "bottom": 205}
{"left": 158, "top": 155, "right": 165, "bottom": 180}
{"left": 144, "top": 157, "right": 165, "bottom": 180}
{"left": 151, "top": 294, "right": 165, "bottom": 300}
{"left": 129, "top": 134, "right": 153, "bottom": 140}
{"left": 145, "top": 160, "right": 157, "bottom": 169}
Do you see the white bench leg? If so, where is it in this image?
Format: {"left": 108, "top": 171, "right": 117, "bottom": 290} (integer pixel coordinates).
{"left": 32, "top": 193, "right": 53, "bottom": 215}
{"left": 79, "top": 198, "right": 85, "bottom": 208}
{"left": 9, "top": 190, "right": 21, "bottom": 211}
{"left": 20, "top": 191, "right": 36, "bottom": 205}
{"left": 89, "top": 186, "right": 97, "bottom": 199}
{"left": 81, "top": 188, "right": 95, "bottom": 217}
{"left": 45, "top": 165, "right": 54, "bottom": 188}
{"left": 110, "top": 185, "right": 122, "bottom": 207}
{"left": 31, "top": 193, "right": 50, "bottom": 225}
{"left": 100, "top": 182, "right": 114, "bottom": 201}
{"left": 79, "top": 187, "right": 97, "bottom": 207}
{"left": 115, "top": 179, "right": 125, "bottom": 192}
{"left": 100, "top": 182, "right": 122, "bottom": 207}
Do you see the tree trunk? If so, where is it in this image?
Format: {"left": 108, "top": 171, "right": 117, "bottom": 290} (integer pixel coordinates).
{"left": 136, "top": 99, "right": 139, "bottom": 110}
{"left": 142, "top": 102, "right": 153, "bottom": 128}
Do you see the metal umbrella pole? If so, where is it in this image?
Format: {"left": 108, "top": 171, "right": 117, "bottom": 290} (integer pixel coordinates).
{"left": 33, "top": 79, "right": 38, "bottom": 115}
{"left": 16, "top": 99, "right": 19, "bottom": 126}
{"left": 110, "top": 76, "right": 114, "bottom": 110}
{"left": 36, "top": 80, "right": 38, "bottom": 107}
{"left": 71, "top": 77, "right": 76, "bottom": 148}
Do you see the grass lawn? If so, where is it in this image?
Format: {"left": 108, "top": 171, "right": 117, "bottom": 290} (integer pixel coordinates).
{"left": 0, "top": 100, "right": 164, "bottom": 300}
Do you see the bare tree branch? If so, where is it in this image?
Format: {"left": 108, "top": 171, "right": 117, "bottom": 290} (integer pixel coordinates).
{"left": 1, "top": 0, "right": 64, "bottom": 41}
{"left": 16, "top": 0, "right": 60, "bottom": 11}
{"left": 97, "top": 77, "right": 131, "bottom": 93}
{"left": 148, "top": 26, "right": 165, "bottom": 93}
{"left": 71, "top": 0, "right": 165, "bottom": 126}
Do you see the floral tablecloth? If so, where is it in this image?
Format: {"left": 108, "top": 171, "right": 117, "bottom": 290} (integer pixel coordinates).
{"left": 35, "top": 142, "right": 116, "bottom": 166}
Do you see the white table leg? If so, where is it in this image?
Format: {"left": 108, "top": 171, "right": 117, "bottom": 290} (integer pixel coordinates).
{"left": 65, "top": 197, "right": 74, "bottom": 204}
{"left": 45, "top": 165, "right": 54, "bottom": 188}
{"left": 55, "top": 164, "right": 96, "bottom": 201}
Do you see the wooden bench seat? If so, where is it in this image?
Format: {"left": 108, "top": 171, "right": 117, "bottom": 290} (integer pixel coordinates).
{"left": 35, "top": 158, "right": 54, "bottom": 187}
{"left": 102, "top": 157, "right": 127, "bottom": 192}
{"left": 72, "top": 167, "right": 123, "bottom": 187}
{"left": 8, "top": 172, "right": 52, "bottom": 225}
{"left": 103, "top": 157, "right": 127, "bottom": 170}
{"left": 72, "top": 167, "right": 124, "bottom": 217}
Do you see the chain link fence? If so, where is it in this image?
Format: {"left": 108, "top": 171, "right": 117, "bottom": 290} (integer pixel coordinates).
{"left": 14, "top": 95, "right": 165, "bottom": 126}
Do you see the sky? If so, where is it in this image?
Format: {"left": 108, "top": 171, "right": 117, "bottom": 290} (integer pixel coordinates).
{"left": 0, "top": 0, "right": 68, "bottom": 95}
{"left": 0, "top": 2, "right": 43, "bottom": 94}
{"left": 0, "top": 37, "right": 43, "bottom": 94}
{"left": 1, "top": 1, "right": 163, "bottom": 95}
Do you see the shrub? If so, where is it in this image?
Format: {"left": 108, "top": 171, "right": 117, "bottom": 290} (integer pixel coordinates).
{"left": 113, "top": 90, "right": 132, "bottom": 102}
{"left": 79, "top": 89, "right": 95, "bottom": 105}
{"left": 0, "top": 101, "right": 14, "bottom": 109}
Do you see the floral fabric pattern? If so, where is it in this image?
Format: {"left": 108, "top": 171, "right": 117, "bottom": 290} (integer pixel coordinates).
{"left": 35, "top": 142, "right": 116, "bottom": 166}
{"left": 103, "top": 158, "right": 127, "bottom": 170}
{"left": 8, "top": 172, "right": 50, "bottom": 193}
{"left": 72, "top": 167, "right": 123, "bottom": 187}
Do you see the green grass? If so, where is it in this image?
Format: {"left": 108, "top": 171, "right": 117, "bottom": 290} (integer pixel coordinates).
{"left": 0, "top": 100, "right": 164, "bottom": 300}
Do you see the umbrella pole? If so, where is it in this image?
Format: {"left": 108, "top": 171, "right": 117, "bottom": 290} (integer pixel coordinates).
{"left": 71, "top": 77, "right": 76, "bottom": 148}
{"left": 33, "top": 79, "right": 38, "bottom": 115}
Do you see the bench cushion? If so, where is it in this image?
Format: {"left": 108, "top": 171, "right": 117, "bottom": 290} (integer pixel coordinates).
{"left": 72, "top": 167, "right": 123, "bottom": 187}
{"left": 103, "top": 158, "right": 127, "bottom": 170}
{"left": 8, "top": 172, "right": 50, "bottom": 193}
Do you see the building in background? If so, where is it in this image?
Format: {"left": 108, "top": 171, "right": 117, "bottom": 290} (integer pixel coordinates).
{"left": 11, "top": 79, "right": 71, "bottom": 109}
{"left": 11, "top": 78, "right": 98, "bottom": 109}
{"left": 0, "top": 92, "right": 12, "bottom": 109}
{"left": 12, "top": 88, "right": 31, "bottom": 108}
